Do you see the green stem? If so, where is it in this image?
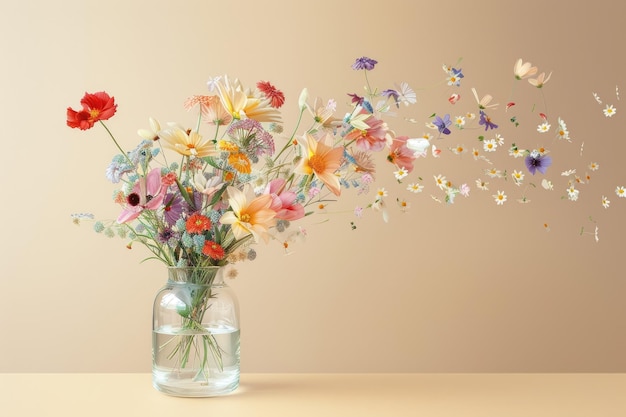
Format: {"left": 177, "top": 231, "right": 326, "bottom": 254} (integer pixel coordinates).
{"left": 98, "top": 121, "right": 135, "bottom": 168}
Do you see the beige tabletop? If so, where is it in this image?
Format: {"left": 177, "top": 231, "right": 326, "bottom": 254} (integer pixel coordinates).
{"left": 1, "top": 373, "right": 625, "bottom": 416}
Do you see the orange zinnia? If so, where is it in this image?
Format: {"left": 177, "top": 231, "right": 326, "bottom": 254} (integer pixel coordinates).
{"left": 186, "top": 213, "right": 212, "bottom": 234}
{"left": 228, "top": 152, "right": 252, "bottom": 174}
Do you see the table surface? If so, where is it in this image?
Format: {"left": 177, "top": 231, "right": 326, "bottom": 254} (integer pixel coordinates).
{"left": 1, "top": 373, "right": 625, "bottom": 417}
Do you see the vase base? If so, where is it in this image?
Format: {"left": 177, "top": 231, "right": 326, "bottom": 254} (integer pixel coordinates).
{"left": 152, "top": 370, "right": 239, "bottom": 397}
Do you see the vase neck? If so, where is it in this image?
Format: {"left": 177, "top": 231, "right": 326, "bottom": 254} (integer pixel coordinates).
{"left": 167, "top": 266, "right": 224, "bottom": 286}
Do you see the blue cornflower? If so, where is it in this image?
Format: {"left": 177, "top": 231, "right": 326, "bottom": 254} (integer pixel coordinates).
{"left": 352, "top": 57, "right": 378, "bottom": 71}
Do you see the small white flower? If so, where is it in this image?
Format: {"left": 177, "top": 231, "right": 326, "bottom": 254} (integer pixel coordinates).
{"left": 602, "top": 196, "right": 610, "bottom": 209}
{"left": 616, "top": 186, "right": 626, "bottom": 198}
{"left": 434, "top": 174, "right": 448, "bottom": 190}
{"left": 483, "top": 139, "right": 497, "bottom": 152}
{"left": 603, "top": 104, "right": 617, "bottom": 117}
{"left": 476, "top": 179, "right": 489, "bottom": 191}
{"left": 588, "top": 162, "right": 600, "bottom": 171}
{"left": 376, "top": 188, "right": 388, "bottom": 199}
{"left": 454, "top": 116, "right": 465, "bottom": 128}
{"left": 493, "top": 190, "right": 507, "bottom": 205}
{"left": 537, "top": 122, "right": 551, "bottom": 133}
{"left": 394, "top": 167, "right": 409, "bottom": 180}
{"left": 567, "top": 186, "right": 580, "bottom": 201}
{"left": 407, "top": 183, "right": 424, "bottom": 193}
{"left": 485, "top": 168, "right": 503, "bottom": 178}
{"left": 512, "top": 170, "right": 524, "bottom": 185}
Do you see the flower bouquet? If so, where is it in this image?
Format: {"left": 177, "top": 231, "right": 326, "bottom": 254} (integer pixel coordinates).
{"left": 67, "top": 56, "right": 622, "bottom": 395}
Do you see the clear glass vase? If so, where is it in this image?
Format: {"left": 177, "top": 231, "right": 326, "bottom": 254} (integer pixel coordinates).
{"left": 152, "top": 266, "right": 240, "bottom": 397}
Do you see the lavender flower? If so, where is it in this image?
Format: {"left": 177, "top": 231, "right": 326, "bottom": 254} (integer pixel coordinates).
{"left": 163, "top": 192, "right": 184, "bottom": 226}
{"left": 478, "top": 111, "right": 498, "bottom": 131}
{"left": 433, "top": 114, "right": 452, "bottom": 135}
{"left": 352, "top": 57, "right": 378, "bottom": 71}
{"left": 381, "top": 89, "right": 400, "bottom": 107}
{"left": 525, "top": 150, "right": 552, "bottom": 175}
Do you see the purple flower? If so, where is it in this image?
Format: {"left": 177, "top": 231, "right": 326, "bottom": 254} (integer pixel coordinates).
{"left": 157, "top": 227, "right": 178, "bottom": 245}
{"left": 448, "top": 67, "right": 464, "bottom": 86}
{"left": 433, "top": 114, "right": 452, "bottom": 135}
{"left": 478, "top": 111, "right": 498, "bottom": 131}
{"left": 525, "top": 150, "right": 552, "bottom": 175}
{"left": 352, "top": 57, "right": 378, "bottom": 71}
{"left": 381, "top": 89, "right": 400, "bottom": 107}
{"left": 163, "top": 192, "right": 185, "bottom": 226}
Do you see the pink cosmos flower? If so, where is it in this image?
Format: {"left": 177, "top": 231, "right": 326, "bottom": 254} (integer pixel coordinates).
{"left": 266, "top": 178, "right": 305, "bottom": 221}
{"left": 387, "top": 136, "right": 416, "bottom": 173}
{"left": 117, "top": 168, "right": 166, "bottom": 223}
{"left": 344, "top": 112, "right": 388, "bottom": 152}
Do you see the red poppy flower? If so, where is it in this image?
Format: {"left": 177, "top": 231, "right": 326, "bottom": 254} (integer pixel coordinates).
{"left": 256, "top": 81, "right": 285, "bottom": 108}
{"left": 67, "top": 91, "right": 117, "bottom": 130}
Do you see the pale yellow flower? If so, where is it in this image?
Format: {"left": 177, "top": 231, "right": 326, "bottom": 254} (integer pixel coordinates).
{"left": 158, "top": 127, "right": 218, "bottom": 158}
{"left": 219, "top": 186, "right": 277, "bottom": 243}
{"left": 514, "top": 58, "right": 538, "bottom": 80}
{"left": 528, "top": 72, "right": 552, "bottom": 88}
{"left": 215, "top": 76, "right": 282, "bottom": 123}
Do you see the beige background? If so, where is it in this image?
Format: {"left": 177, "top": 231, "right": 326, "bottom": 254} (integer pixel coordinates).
{"left": 1, "top": 0, "right": 625, "bottom": 373}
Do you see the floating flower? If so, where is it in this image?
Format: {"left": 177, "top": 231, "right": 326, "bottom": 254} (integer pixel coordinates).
{"left": 493, "top": 190, "right": 507, "bottom": 205}
{"left": 478, "top": 111, "right": 498, "bottom": 130}
{"left": 603, "top": 104, "right": 617, "bottom": 117}
{"left": 513, "top": 59, "right": 538, "bottom": 80}
{"left": 528, "top": 72, "right": 552, "bottom": 88}
{"left": 433, "top": 114, "right": 452, "bottom": 135}
{"left": 525, "top": 150, "right": 552, "bottom": 175}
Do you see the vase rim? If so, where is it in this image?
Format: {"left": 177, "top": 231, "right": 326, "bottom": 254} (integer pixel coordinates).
{"left": 166, "top": 265, "right": 225, "bottom": 285}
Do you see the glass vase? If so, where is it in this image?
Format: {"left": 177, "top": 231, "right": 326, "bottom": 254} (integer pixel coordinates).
{"left": 152, "top": 266, "right": 240, "bottom": 397}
